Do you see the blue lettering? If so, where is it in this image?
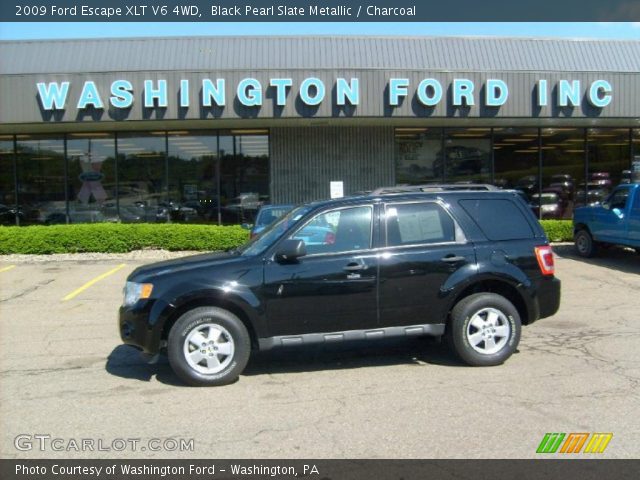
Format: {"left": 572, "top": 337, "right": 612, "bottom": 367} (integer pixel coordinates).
{"left": 237, "top": 78, "right": 263, "bottom": 107}
{"left": 558, "top": 80, "right": 580, "bottom": 107}
{"left": 588, "top": 80, "right": 612, "bottom": 108}
{"left": 485, "top": 79, "right": 508, "bottom": 106}
{"left": 144, "top": 80, "right": 168, "bottom": 108}
{"left": 110, "top": 80, "right": 133, "bottom": 108}
{"left": 77, "top": 81, "right": 104, "bottom": 109}
{"left": 269, "top": 78, "right": 292, "bottom": 106}
{"left": 300, "top": 78, "right": 325, "bottom": 106}
{"left": 389, "top": 78, "right": 409, "bottom": 106}
{"left": 202, "top": 79, "right": 225, "bottom": 107}
{"left": 416, "top": 79, "right": 442, "bottom": 106}
{"left": 336, "top": 78, "right": 359, "bottom": 106}
{"left": 537, "top": 79, "right": 548, "bottom": 107}
{"left": 180, "top": 79, "right": 189, "bottom": 108}
{"left": 453, "top": 79, "right": 475, "bottom": 106}
{"left": 36, "top": 82, "right": 70, "bottom": 110}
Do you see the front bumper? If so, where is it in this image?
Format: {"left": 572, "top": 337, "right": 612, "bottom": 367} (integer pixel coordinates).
{"left": 119, "top": 299, "right": 166, "bottom": 354}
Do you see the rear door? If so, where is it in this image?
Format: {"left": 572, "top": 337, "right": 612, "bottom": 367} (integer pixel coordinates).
{"left": 377, "top": 201, "right": 475, "bottom": 328}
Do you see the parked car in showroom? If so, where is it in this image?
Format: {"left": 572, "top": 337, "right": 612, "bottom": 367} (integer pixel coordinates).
{"left": 590, "top": 171, "right": 613, "bottom": 190}
{"left": 249, "top": 204, "right": 294, "bottom": 238}
{"left": 529, "top": 192, "right": 564, "bottom": 219}
{"left": 573, "top": 182, "right": 610, "bottom": 208}
{"left": 549, "top": 174, "right": 575, "bottom": 198}
{"left": 573, "top": 183, "right": 640, "bottom": 257}
{"left": 119, "top": 186, "right": 561, "bottom": 386}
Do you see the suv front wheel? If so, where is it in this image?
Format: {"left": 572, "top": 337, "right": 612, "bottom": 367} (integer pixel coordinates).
{"left": 168, "top": 307, "right": 251, "bottom": 386}
{"left": 448, "top": 293, "right": 521, "bottom": 366}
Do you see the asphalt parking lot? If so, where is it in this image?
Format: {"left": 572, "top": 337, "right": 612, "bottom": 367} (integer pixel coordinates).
{"left": 0, "top": 246, "right": 639, "bottom": 459}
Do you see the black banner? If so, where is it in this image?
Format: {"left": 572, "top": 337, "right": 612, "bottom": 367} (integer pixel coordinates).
{"left": 1, "top": 460, "right": 640, "bottom": 480}
{"left": 3, "top": 0, "right": 640, "bottom": 22}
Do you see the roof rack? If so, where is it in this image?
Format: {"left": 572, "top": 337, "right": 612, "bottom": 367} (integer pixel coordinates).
{"left": 369, "top": 184, "right": 501, "bottom": 195}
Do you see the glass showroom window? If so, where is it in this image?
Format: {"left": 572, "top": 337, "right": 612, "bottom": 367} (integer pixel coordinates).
{"left": 541, "top": 128, "right": 585, "bottom": 219}
{"left": 15, "top": 135, "right": 66, "bottom": 225}
{"left": 168, "top": 131, "right": 219, "bottom": 224}
{"left": 394, "top": 128, "right": 443, "bottom": 184}
{"left": 587, "top": 128, "right": 630, "bottom": 191}
{"left": 0, "top": 137, "right": 16, "bottom": 225}
{"left": 67, "top": 133, "right": 116, "bottom": 223}
{"left": 633, "top": 130, "right": 640, "bottom": 181}
{"left": 493, "top": 128, "right": 539, "bottom": 198}
{"left": 219, "top": 130, "right": 269, "bottom": 225}
{"left": 117, "top": 132, "right": 167, "bottom": 223}
{"left": 443, "top": 128, "right": 491, "bottom": 184}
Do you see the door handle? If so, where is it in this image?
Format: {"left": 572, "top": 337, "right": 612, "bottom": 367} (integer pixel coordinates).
{"left": 441, "top": 254, "right": 466, "bottom": 263}
{"left": 344, "top": 262, "right": 366, "bottom": 271}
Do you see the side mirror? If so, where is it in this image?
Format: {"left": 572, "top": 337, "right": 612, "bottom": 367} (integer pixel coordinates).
{"left": 612, "top": 208, "right": 624, "bottom": 219}
{"left": 274, "top": 239, "right": 306, "bottom": 263}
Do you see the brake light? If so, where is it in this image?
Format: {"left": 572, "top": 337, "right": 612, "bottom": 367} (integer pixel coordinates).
{"left": 535, "top": 245, "right": 555, "bottom": 276}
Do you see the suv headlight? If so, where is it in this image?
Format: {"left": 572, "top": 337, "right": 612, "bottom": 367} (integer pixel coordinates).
{"left": 123, "top": 281, "right": 153, "bottom": 306}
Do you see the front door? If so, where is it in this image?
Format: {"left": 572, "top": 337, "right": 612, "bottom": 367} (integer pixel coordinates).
{"left": 263, "top": 204, "right": 379, "bottom": 337}
{"left": 592, "top": 187, "right": 630, "bottom": 242}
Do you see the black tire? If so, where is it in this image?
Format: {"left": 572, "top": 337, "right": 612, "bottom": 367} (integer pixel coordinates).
{"left": 574, "top": 229, "right": 596, "bottom": 258}
{"left": 167, "top": 307, "right": 251, "bottom": 386}
{"left": 448, "top": 293, "right": 521, "bottom": 366}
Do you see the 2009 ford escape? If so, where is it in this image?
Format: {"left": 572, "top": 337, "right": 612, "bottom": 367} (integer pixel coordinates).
{"left": 119, "top": 187, "right": 561, "bottom": 386}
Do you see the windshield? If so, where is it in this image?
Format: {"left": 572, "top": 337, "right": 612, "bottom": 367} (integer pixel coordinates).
{"left": 238, "top": 205, "right": 312, "bottom": 257}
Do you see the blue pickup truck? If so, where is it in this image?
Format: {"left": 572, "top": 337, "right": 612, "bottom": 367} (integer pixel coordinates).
{"left": 573, "top": 183, "right": 640, "bottom": 257}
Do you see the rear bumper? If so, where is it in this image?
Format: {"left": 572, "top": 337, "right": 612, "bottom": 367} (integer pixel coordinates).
{"left": 536, "top": 276, "right": 561, "bottom": 320}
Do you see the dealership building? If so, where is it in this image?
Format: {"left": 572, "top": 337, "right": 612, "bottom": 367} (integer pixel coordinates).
{"left": 0, "top": 36, "right": 639, "bottom": 225}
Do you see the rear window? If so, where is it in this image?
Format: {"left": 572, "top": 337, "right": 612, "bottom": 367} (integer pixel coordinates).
{"left": 459, "top": 198, "right": 534, "bottom": 241}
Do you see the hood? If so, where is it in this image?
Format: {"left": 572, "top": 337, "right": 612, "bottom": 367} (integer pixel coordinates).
{"left": 128, "top": 251, "right": 246, "bottom": 282}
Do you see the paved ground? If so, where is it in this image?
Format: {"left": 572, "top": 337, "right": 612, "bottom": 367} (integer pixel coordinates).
{"left": 0, "top": 246, "right": 639, "bottom": 459}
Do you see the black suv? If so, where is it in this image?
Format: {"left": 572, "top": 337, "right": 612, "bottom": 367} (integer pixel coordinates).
{"left": 119, "top": 188, "right": 560, "bottom": 386}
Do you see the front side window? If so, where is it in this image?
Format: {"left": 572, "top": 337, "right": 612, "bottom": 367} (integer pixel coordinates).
{"left": 606, "top": 188, "right": 630, "bottom": 210}
{"left": 385, "top": 202, "right": 456, "bottom": 246}
{"left": 291, "top": 206, "right": 372, "bottom": 255}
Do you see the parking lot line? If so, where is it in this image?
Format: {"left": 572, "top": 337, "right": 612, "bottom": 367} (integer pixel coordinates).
{"left": 0, "top": 265, "right": 16, "bottom": 273}
{"left": 62, "top": 263, "right": 127, "bottom": 301}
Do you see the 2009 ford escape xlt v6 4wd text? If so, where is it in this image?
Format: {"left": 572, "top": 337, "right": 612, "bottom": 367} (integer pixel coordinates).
{"left": 119, "top": 187, "right": 561, "bottom": 386}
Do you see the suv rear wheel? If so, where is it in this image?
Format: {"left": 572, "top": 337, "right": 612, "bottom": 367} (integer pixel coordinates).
{"left": 448, "top": 293, "right": 521, "bottom": 366}
{"left": 168, "top": 307, "right": 251, "bottom": 386}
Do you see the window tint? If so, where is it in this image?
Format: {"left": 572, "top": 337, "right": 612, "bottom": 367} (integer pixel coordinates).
{"left": 607, "top": 188, "right": 630, "bottom": 210}
{"left": 460, "top": 199, "right": 534, "bottom": 241}
{"left": 291, "top": 206, "right": 372, "bottom": 255}
{"left": 386, "top": 202, "right": 456, "bottom": 246}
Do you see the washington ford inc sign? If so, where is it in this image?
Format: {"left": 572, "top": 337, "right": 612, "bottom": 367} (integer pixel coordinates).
{"left": 36, "top": 77, "right": 614, "bottom": 113}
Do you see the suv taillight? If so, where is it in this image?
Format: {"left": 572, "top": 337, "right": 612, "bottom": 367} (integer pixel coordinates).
{"left": 535, "top": 245, "right": 555, "bottom": 276}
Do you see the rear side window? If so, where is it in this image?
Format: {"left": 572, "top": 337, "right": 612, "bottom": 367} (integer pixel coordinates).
{"left": 386, "top": 202, "right": 456, "bottom": 246}
{"left": 459, "top": 199, "right": 534, "bottom": 241}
